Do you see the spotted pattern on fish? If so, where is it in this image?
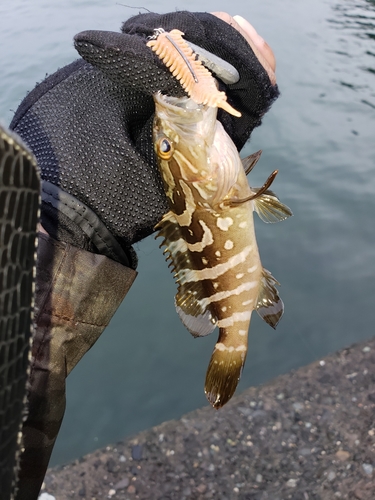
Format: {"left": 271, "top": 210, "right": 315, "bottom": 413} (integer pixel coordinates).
{"left": 153, "top": 93, "right": 292, "bottom": 408}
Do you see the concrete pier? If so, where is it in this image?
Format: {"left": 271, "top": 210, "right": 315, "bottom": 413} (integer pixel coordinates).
{"left": 41, "top": 337, "right": 375, "bottom": 500}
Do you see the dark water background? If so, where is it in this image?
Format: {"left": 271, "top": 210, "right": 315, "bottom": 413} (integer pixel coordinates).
{"left": 1, "top": 0, "right": 374, "bottom": 466}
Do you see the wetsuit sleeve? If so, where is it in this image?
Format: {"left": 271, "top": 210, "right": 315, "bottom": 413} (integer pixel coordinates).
{"left": 15, "top": 233, "right": 136, "bottom": 500}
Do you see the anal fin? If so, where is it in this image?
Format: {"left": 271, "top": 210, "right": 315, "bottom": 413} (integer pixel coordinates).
{"left": 256, "top": 268, "right": 284, "bottom": 329}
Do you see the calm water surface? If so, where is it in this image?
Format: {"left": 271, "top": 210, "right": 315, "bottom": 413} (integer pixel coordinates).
{"left": 1, "top": 0, "right": 374, "bottom": 466}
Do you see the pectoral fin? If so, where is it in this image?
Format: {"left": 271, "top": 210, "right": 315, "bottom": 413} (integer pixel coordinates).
{"left": 256, "top": 268, "right": 284, "bottom": 328}
{"left": 156, "top": 212, "right": 217, "bottom": 338}
{"left": 241, "top": 150, "right": 262, "bottom": 175}
{"left": 252, "top": 190, "right": 293, "bottom": 223}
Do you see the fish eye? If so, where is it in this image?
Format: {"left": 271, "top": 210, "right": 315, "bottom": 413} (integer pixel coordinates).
{"left": 157, "top": 137, "right": 174, "bottom": 160}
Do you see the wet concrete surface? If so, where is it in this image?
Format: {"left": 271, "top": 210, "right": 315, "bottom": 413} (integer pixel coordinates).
{"left": 41, "top": 337, "right": 375, "bottom": 499}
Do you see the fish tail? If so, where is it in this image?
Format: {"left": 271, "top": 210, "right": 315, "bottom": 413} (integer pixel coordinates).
{"left": 204, "top": 326, "right": 249, "bottom": 409}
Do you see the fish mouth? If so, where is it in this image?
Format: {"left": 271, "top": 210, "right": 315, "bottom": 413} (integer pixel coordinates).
{"left": 154, "top": 92, "right": 202, "bottom": 111}
{"left": 153, "top": 92, "right": 216, "bottom": 130}
{"left": 153, "top": 91, "right": 218, "bottom": 145}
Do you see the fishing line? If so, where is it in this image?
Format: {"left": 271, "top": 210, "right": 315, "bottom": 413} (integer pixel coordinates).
{"left": 116, "top": 3, "right": 151, "bottom": 12}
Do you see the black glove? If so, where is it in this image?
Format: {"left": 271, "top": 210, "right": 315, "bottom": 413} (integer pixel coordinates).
{"left": 10, "top": 11, "right": 279, "bottom": 270}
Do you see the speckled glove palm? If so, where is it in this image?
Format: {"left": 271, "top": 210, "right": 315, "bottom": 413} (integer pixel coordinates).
{"left": 10, "top": 11, "right": 278, "bottom": 270}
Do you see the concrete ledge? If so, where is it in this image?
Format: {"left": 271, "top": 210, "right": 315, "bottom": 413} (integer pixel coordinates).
{"left": 42, "top": 337, "right": 375, "bottom": 500}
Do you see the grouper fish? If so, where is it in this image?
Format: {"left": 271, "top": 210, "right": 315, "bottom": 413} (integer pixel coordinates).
{"left": 153, "top": 92, "right": 292, "bottom": 409}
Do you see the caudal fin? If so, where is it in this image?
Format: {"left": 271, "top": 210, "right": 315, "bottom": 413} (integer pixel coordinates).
{"left": 204, "top": 332, "right": 247, "bottom": 409}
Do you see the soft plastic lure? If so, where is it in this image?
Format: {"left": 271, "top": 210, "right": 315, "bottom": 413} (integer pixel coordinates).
{"left": 147, "top": 28, "right": 241, "bottom": 117}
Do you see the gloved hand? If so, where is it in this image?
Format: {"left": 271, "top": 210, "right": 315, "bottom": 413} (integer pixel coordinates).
{"left": 10, "top": 11, "right": 279, "bottom": 271}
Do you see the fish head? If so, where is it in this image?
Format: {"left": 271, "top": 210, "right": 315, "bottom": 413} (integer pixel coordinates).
{"left": 153, "top": 92, "right": 217, "bottom": 180}
{"left": 153, "top": 92, "right": 243, "bottom": 206}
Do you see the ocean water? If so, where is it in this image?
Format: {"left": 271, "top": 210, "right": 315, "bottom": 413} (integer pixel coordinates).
{"left": 1, "top": 0, "right": 374, "bottom": 466}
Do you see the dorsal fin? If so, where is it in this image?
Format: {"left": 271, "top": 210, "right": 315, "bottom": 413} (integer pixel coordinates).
{"left": 256, "top": 268, "right": 284, "bottom": 328}
{"left": 175, "top": 289, "right": 217, "bottom": 337}
{"left": 156, "top": 213, "right": 217, "bottom": 337}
